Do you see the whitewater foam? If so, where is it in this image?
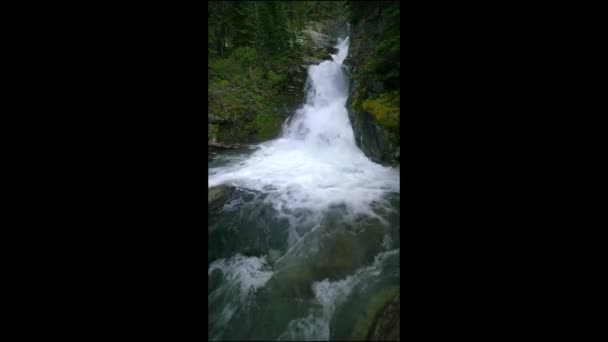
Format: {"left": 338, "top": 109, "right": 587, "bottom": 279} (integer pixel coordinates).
{"left": 208, "top": 254, "right": 274, "bottom": 340}
{"left": 278, "top": 249, "right": 400, "bottom": 341}
{"left": 208, "top": 254, "right": 273, "bottom": 297}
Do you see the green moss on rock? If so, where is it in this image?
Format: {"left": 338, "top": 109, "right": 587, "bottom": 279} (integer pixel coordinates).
{"left": 351, "top": 92, "right": 363, "bottom": 113}
{"left": 248, "top": 111, "right": 284, "bottom": 141}
{"left": 361, "top": 91, "right": 399, "bottom": 130}
{"left": 348, "top": 286, "right": 400, "bottom": 341}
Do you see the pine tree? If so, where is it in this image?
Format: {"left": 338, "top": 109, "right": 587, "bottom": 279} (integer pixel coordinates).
{"left": 229, "top": 1, "right": 257, "bottom": 48}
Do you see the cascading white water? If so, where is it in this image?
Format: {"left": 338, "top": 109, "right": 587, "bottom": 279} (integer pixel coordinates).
{"left": 209, "top": 36, "right": 399, "bottom": 227}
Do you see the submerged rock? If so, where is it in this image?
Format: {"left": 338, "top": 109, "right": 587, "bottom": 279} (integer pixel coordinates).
{"left": 208, "top": 185, "right": 231, "bottom": 206}
{"left": 268, "top": 215, "right": 393, "bottom": 302}
{"left": 370, "top": 293, "right": 400, "bottom": 341}
{"left": 208, "top": 188, "right": 291, "bottom": 265}
{"left": 268, "top": 249, "right": 282, "bottom": 264}
{"left": 331, "top": 286, "right": 400, "bottom": 341}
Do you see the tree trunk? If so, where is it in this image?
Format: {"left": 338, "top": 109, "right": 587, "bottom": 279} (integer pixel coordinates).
{"left": 217, "top": 29, "right": 223, "bottom": 57}
{"left": 220, "top": 27, "right": 225, "bottom": 56}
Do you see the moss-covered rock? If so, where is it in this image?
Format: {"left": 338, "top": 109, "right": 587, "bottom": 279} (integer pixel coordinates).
{"left": 208, "top": 19, "right": 338, "bottom": 147}
{"left": 362, "top": 91, "right": 399, "bottom": 130}
{"left": 329, "top": 285, "right": 399, "bottom": 341}
{"left": 245, "top": 110, "right": 285, "bottom": 142}
{"left": 208, "top": 185, "right": 232, "bottom": 208}
{"left": 369, "top": 293, "right": 400, "bottom": 341}
{"left": 351, "top": 287, "right": 399, "bottom": 341}
{"left": 344, "top": 2, "right": 400, "bottom": 166}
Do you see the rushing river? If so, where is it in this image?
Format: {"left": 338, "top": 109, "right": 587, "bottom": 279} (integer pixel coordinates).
{"left": 208, "top": 37, "right": 400, "bottom": 341}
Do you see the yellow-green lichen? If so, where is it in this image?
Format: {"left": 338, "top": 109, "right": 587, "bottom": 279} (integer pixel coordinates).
{"left": 361, "top": 91, "right": 400, "bottom": 130}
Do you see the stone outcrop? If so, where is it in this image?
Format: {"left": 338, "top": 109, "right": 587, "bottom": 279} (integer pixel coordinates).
{"left": 343, "top": 5, "right": 400, "bottom": 166}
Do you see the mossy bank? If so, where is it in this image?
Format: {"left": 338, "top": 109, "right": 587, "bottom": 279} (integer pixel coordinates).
{"left": 208, "top": 1, "right": 348, "bottom": 147}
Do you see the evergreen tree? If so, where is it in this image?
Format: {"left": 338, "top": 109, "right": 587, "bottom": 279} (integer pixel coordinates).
{"left": 229, "top": 1, "right": 257, "bottom": 48}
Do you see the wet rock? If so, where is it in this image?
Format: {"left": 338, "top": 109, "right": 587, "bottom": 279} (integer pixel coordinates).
{"left": 268, "top": 249, "right": 282, "bottom": 264}
{"left": 302, "top": 57, "right": 324, "bottom": 65}
{"left": 242, "top": 246, "right": 265, "bottom": 258}
{"left": 311, "top": 230, "right": 368, "bottom": 280}
{"left": 208, "top": 189, "right": 290, "bottom": 265}
{"left": 209, "top": 113, "right": 234, "bottom": 125}
{"left": 236, "top": 289, "right": 315, "bottom": 341}
{"left": 348, "top": 109, "right": 391, "bottom": 165}
{"left": 269, "top": 221, "right": 390, "bottom": 305}
{"left": 370, "top": 80, "right": 385, "bottom": 93}
{"left": 370, "top": 293, "right": 400, "bottom": 341}
{"left": 331, "top": 286, "right": 400, "bottom": 341}
{"left": 344, "top": 6, "right": 400, "bottom": 167}
{"left": 301, "top": 26, "right": 331, "bottom": 50}
{"left": 208, "top": 141, "right": 245, "bottom": 149}
{"left": 393, "top": 146, "right": 400, "bottom": 162}
{"left": 208, "top": 185, "right": 231, "bottom": 207}
{"left": 281, "top": 104, "right": 295, "bottom": 117}
{"left": 208, "top": 268, "right": 223, "bottom": 293}
{"left": 342, "top": 64, "right": 352, "bottom": 76}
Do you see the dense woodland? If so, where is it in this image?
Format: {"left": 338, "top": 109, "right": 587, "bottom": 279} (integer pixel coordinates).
{"left": 208, "top": 0, "right": 400, "bottom": 165}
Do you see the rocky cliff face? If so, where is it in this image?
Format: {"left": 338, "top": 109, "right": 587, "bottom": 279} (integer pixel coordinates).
{"left": 344, "top": 4, "right": 400, "bottom": 166}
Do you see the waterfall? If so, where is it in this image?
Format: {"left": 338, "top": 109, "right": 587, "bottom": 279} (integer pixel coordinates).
{"left": 283, "top": 37, "right": 354, "bottom": 151}
{"left": 209, "top": 36, "right": 399, "bottom": 225}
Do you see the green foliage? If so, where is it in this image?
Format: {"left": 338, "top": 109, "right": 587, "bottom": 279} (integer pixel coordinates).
{"left": 347, "top": 0, "right": 400, "bottom": 160}
{"left": 349, "top": 1, "right": 400, "bottom": 90}
{"left": 351, "top": 91, "right": 363, "bottom": 112}
{"left": 208, "top": 1, "right": 351, "bottom": 144}
{"left": 266, "top": 70, "right": 287, "bottom": 88}
{"left": 229, "top": 46, "right": 257, "bottom": 65}
{"left": 229, "top": 1, "right": 256, "bottom": 47}
{"left": 247, "top": 111, "right": 284, "bottom": 141}
{"left": 208, "top": 124, "right": 218, "bottom": 141}
{"left": 347, "top": 1, "right": 379, "bottom": 24}
{"left": 209, "top": 58, "right": 241, "bottom": 82}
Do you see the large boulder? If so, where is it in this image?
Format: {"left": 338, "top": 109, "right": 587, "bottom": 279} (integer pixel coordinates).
{"left": 208, "top": 185, "right": 233, "bottom": 210}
